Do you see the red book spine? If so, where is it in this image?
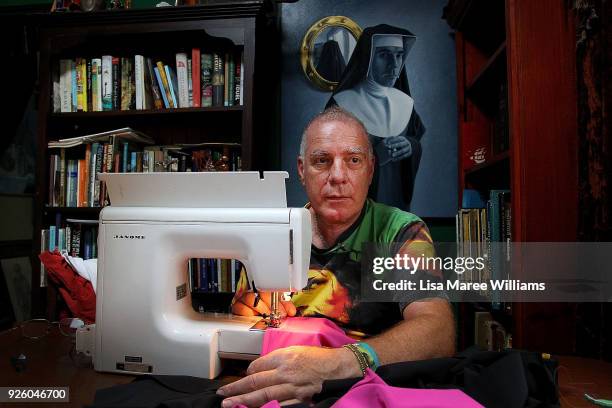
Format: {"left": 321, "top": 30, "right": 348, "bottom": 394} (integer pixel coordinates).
{"left": 191, "top": 48, "right": 201, "bottom": 107}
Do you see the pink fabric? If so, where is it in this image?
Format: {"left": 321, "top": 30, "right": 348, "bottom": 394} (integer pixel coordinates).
{"left": 261, "top": 317, "right": 354, "bottom": 355}
{"left": 233, "top": 369, "right": 483, "bottom": 408}
{"left": 332, "top": 369, "right": 484, "bottom": 408}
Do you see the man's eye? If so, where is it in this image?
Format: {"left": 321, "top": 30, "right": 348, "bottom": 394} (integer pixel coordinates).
{"left": 349, "top": 157, "right": 362, "bottom": 164}
{"left": 314, "top": 158, "right": 328, "bottom": 165}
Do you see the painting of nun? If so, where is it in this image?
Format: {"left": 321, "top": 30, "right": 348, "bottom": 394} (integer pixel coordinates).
{"left": 327, "top": 24, "right": 424, "bottom": 211}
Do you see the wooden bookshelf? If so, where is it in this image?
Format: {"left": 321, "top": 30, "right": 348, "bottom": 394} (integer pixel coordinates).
{"left": 33, "top": 2, "right": 278, "bottom": 319}
{"left": 445, "top": 0, "right": 578, "bottom": 354}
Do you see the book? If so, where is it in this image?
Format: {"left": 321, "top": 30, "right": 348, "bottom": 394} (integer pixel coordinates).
{"left": 224, "top": 53, "right": 229, "bottom": 107}
{"left": 239, "top": 51, "right": 244, "bottom": 105}
{"left": 145, "top": 58, "right": 163, "bottom": 110}
{"left": 48, "top": 127, "right": 154, "bottom": 149}
{"left": 71, "top": 59, "right": 77, "bottom": 112}
{"left": 156, "top": 61, "right": 174, "bottom": 108}
{"left": 175, "top": 52, "right": 189, "bottom": 108}
{"left": 91, "top": 58, "right": 103, "bottom": 112}
{"left": 101, "top": 55, "right": 113, "bottom": 111}
{"left": 120, "top": 57, "right": 132, "bottom": 111}
{"left": 201, "top": 53, "right": 213, "bottom": 107}
{"left": 227, "top": 54, "right": 235, "bottom": 107}
{"left": 187, "top": 58, "right": 193, "bottom": 107}
{"left": 86, "top": 59, "right": 92, "bottom": 112}
{"left": 40, "top": 229, "right": 49, "bottom": 286}
{"left": 191, "top": 48, "right": 200, "bottom": 107}
{"left": 79, "top": 146, "right": 90, "bottom": 207}
{"left": 59, "top": 59, "right": 72, "bottom": 112}
{"left": 164, "top": 64, "right": 179, "bottom": 109}
{"left": 234, "top": 51, "right": 241, "bottom": 106}
{"left": 110, "top": 57, "right": 120, "bottom": 110}
{"left": 52, "top": 63, "right": 60, "bottom": 113}
{"left": 135, "top": 55, "right": 145, "bottom": 110}
{"left": 59, "top": 149, "right": 66, "bottom": 207}
{"left": 153, "top": 66, "right": 170, "bottom": 109}
{"left": 76, "top": 57, "right": 86, "bottom": 112}
{"left": 212, "top": 53, "right": 224, "bottom": 107}
{"left": 66, "top": 160, "right": 78, "bottom": 207}
{"left": 93, "top": 143, "right": 104, "bottom": 206}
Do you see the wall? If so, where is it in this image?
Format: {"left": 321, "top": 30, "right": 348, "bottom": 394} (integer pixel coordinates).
{"left": 280, "top": 0, "right": 458, "bottom": 217}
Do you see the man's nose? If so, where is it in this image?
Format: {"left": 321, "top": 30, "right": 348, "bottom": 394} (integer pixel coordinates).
{"left": 328, "top": 159, "right": 348, "bottom": 184}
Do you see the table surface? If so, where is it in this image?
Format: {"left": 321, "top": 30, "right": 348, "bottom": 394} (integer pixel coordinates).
{"left": 1, "top": 325, "right": 611, "bottom": 407}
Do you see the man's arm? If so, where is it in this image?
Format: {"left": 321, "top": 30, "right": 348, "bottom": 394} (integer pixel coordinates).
{"left": 367, "top": 298, "right": 455, "bottom": 365}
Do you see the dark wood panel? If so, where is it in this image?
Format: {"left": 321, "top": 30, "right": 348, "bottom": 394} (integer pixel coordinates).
{"left": 506, "top": 0, "right": 578, "bottom": 354}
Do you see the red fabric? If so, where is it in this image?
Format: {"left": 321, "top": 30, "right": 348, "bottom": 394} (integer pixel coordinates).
{"left": 261, "top": 317, "right": 354, "bottom": 355}
{"left": 39, "top": 250, "right": 96, "bottom": 324}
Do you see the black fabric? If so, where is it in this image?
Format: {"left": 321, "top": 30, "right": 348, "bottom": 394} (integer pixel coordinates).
{"left": 87, "top": 375, "right": 226, "bottom": 408}
{"left": 312, "top": 347, "right": 559, "bottom": 408}
{"left": 88, "top": 348, "right": 559, "bottom": 408}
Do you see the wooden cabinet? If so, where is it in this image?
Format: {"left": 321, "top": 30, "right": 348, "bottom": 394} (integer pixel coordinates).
{"left": 445, "top": 0, "right": 578, "bottom": 353}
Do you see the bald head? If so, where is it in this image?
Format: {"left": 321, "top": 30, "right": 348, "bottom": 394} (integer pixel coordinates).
{"left": 300, "top": 106, "right": 372, "bottom": 158}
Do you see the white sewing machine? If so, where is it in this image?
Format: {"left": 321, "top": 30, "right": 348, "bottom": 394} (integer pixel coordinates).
{"left": 79, "top": 171, "right": 311, "bottom": 379}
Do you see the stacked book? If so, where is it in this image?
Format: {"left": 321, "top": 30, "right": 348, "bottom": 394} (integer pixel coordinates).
{"left": 456, "top": 189, "right": 511, "bottom": 307}
{"left": 40, "top": 219, "right": 98, "bottom": 287}
{"left": 47, "top": 129, "right": 242, "bottom": 208}
{"left": 189, "top": 258, "right": 243, "bottom": 294}
{"left": 53, "top": 48, "right": 244, "bottom": 113}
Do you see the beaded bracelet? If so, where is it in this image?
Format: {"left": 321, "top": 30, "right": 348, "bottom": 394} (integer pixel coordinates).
{"left": 356, "top": 342, "right": 380, "bottom": 370}
{"left": 342, "top": 343, "right": 369, "bottom": 376}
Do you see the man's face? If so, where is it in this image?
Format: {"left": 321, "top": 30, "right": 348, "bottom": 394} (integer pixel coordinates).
{"left": 370, "top": 45, "right": 404, "bottom": 87}
{"left": 298, "top": 120, "right": 374, "bottom": 226}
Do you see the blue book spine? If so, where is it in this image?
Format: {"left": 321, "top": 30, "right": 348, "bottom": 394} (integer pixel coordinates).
{"left": 71, "top": 60, "right": 77, "bottom": 112}
{"left": 49, "top": 225, "right": 57, "bottom": 252}
{"left": 154, "top": 67, "right": 170, "bottom": 109}
{"left": 208, "top": 259, "right": 216, "bottom": 292}
{"left": 122, "top": 142, "right": 129, "bottom": 172}
{"left": 164, "top": 65, "right": 178, "bottom": 108}
{"left": 131, "top": 152, "right": 137, "bottom": 173}
{"left": 58, "top": 228, "right": 66, "bottom": 251}
{"left": 68, "top": 161, "right": 78, "bottom": 207}
{"left": 489, "top": 189, "right": 509, "bottom": 310}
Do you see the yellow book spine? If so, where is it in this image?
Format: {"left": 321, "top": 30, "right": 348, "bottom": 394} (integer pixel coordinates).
{"left": 156, "top": 61, "right": 174, "bottom": 108}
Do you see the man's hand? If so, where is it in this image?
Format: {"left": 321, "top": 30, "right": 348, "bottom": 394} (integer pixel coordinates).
{"left": 384, "top": 135, "right": 412, "bottom": 161}
{"left": 216, "top": 346, "right": 361, "bottom": 407}
{"left": 232, "top": 291, "right": 297, "bottom": 317}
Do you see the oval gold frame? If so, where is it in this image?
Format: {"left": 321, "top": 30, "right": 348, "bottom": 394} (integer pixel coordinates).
{"left": 300, "top": 16, "right": 362, "bottom": 92}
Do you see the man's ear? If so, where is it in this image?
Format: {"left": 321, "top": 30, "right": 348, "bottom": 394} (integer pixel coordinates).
{"left": 297, "top": 156, "right": 305, "bottom": 185}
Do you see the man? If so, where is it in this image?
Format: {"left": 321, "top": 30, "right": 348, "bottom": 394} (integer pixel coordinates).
{"left": 219, "top": 106, "right": 455, "bottom": 407}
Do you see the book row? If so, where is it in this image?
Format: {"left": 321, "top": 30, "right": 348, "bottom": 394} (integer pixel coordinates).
{"left": 189, "top": 258, "right": 243, "bottom": 294}
{"left": 40, "top": 221, "right": 98, "bottom": 287}
{"left": 48, "top": 142, "right": 242, "bottom": 208}
{"left": 456, "top": 189, "right": 511, "bottom": 306}
{"left": 53, "top": 48, "right": 244, "bottom": 113}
